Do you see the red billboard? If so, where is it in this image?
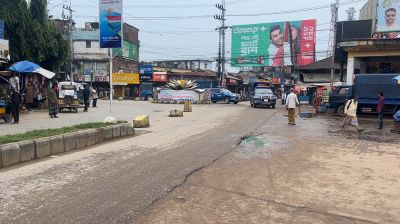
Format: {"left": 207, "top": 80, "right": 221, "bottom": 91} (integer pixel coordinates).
{"left": 153, "top": 72, "right": 168, "bottom": 82}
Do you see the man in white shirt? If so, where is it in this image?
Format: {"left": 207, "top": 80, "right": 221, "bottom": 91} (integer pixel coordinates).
{"left": 9, "top": 74, "right": 20, "bottom": 92}
{"left": 268, "top": 24, "right": 292, "bottom": 66}
{"left": 286, "top": 88, "right": 299, "bottom": 125}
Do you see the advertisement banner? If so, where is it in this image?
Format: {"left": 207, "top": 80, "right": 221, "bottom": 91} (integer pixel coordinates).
{"left": 0, "top": 39, "right": 9, "bottom": 62}
{"left": 139, "top": 65, "right": 154, "bottom": 75}
{"left": 113, "top": 41, "right": 138, "bottom": 60}
{"left": 231, "top": 19, "right": 316, "bottom": 67}
{"left": 159, "top": 90, "right": 198, "bottom": 101}
{"left": 153, "top": 72, "right": 168, "bottom": 82}
{"left": 99, "top": 0, "right": 122, "bottom": 48}
{"left": 140, "top": 74, "right": 153, "bottom": 82}
{"left": 112, "top": 73, "right": 140, "bottom": 85}
{"left": 0, "top": 20, "right": 4, "bottom": 39}
{"left": 376, "top": 0, "right": 400, "bottom": 32}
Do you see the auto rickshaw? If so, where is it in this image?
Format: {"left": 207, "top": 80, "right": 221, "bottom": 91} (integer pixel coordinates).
{"left": 58, "top": 82, "right": 81, "bottom": 113}
{"left": 0, "top": 75, "right": 13, "bottom": 123}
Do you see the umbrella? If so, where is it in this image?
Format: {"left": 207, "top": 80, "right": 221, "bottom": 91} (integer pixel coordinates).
{"left": 393, "top": 75, "right": 400, "bottom": 85}
{"left": 7, "top": 60, "right": 56, "bottom": 79}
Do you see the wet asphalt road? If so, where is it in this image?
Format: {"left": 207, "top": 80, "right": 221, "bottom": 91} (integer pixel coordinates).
{"left": 0, "top": 104, "right": 275, "bottom": 224}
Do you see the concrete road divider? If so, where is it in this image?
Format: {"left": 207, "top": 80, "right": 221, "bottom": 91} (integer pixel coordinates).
{"left": 95, "top": 128, "right": 104, "bottom": 144}
{"left": 50, "top": 136, "right": 65, "bottom": 155}
{"left": 76, "top": 131, "right": 87, "bottom": 149}
{"left": 1, "top": 123, "right": 135, "bottom": 169}
{"left": 134, "top": 115, "right": 150, "bottom": 128}
{"left": 19, "top": 140, "right": 36, "bottom": 163}
{"left": 1, "top": 144, "right": 20, "bottom": 168}
{"left": 86, "top": 130, "right": 97, "bottom": 147}
{"left": 63, "top": 133, "right": 77, "bottom": 152}
{"left": 102, "top": 126, "right": 113, "bottom": 141}
{"left": 113, "top": 125, "right": 121, "bottom": 138}
{"left": 35, "top": 137, "right": 51, "bottom": 159}
{"left": 120, "top": 123, "right": 128, "bottom": 137}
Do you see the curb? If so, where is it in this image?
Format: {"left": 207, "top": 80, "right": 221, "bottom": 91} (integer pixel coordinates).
{"left": 0, "top": 123, "right": 135, "bottom": 169}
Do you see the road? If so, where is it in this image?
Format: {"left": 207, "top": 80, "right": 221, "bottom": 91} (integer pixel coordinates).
{"left": 0, "top": 102, "right": 272, "bottom": 223}
{"left": 1, "top": 100, "right": 238, "bottom": 136}
{"left": 1, "top": 102, "right": 399, "bottom": 224}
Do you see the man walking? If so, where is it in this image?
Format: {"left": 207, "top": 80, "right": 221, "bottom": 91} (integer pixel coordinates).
{"left": 377, "top": 92, "right": 385, "bottom": 129}
{"left": 10, "top": 88, "right": 21, "bottom": 124}
{"left": 286, "top": 88, "right": 299, "bottom": 125}
{"left": 48, "top": 85, "right": 59, "bottom": 118}
{"left": 342, "top": 96, "right": 359, "bottom": 130}
{"left": 83, "top": 85, "right": 91, "bottom": 112}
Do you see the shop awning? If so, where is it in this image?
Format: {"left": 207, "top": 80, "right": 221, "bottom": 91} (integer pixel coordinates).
{"left": 7, "top": 60, "right": 56, "bottom": 79}
{"left": 393, "top": 75, "right": 400, "bottom": 84}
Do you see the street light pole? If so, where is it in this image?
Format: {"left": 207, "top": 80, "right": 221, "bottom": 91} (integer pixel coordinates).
{"left": 330, "top": 0, "right": 339, "bottom": 90}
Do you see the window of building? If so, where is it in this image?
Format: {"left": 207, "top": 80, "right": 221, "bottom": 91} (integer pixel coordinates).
{"left": 86, "top": 41, "right": 91, "bottom": 48}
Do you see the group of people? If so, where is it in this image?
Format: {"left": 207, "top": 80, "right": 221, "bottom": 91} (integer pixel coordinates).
{"left": 341, "top": 92, "right": 386, "bottom": 131}
{"left": 282, "top": 89, "right": 389, "bottom": 130}
{"left": 7, "top": 74, "right": 96, "bottom": 123}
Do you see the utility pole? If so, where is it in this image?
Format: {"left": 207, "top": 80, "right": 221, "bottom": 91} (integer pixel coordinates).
{"left": 214, "top": 1, "right": 227, "bottom": 87}
{"left": 63, "top": 0, "right": 74, "bottom": 81}
{"left": 330, "top": 0, "right": 339, "bottom": 90}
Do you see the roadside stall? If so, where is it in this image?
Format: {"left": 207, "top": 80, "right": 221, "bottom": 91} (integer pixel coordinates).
{"left": 0, "top": 73, "right": 12, "bottom": 122}
{"left": 7, "top": 60, "right": 56, "bottom": 109}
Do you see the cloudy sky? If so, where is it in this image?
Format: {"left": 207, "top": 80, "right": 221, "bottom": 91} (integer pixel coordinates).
{"left": 48, "top": 0, "right": 367, "bottom": 70}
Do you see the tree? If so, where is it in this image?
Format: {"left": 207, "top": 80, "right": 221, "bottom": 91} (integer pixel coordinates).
{"left": 30, "top": 0, "right": 48, "bottom": 24}
{"left": 0, "top": 0, "right": 69, "bottom": 74}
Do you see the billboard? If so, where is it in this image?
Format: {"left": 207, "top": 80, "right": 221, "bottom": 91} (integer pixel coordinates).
{"left": 139, "top": 65, "right": 153, "bottom": 75}
{"left": 153, "top": 72, "right": 168, "bottom": 82}
{"left": 112, "top": 73, "right": 140, "bottom": 85}
{"left": 231, "top": 19, "right": 316, "bottom": 67}
{"left": 159, "top": 90, "right": 198, "bottom": 101}
{"left": 113, "top": 40, "right": 138, "bottom": 60}
{"left": 99, "top": 0, "right": 122, "bottom": 48}
{"left": 376, "top": 0, "right": 400, "bottom": 32}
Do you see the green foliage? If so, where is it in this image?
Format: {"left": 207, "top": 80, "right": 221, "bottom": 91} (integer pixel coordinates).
{"left": 0, "top": 0, "right": 69, "bottom": 74}
{"left": 0, "top": 121, "right": 128, "bottom": 145}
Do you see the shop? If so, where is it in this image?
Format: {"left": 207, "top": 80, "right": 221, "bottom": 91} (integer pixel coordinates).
{"left": 112, "top": 72, "right": 140, "bottom": 98}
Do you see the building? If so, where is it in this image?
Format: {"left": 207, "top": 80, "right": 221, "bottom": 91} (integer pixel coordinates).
{"left": 338, "top": 0, "right": 400, "bottom": 84}
{"left": 167, "top": 70, "right": 218, "bottom": 89}
{"left": 72, "top": 22, "right": 140, "bottom": 98}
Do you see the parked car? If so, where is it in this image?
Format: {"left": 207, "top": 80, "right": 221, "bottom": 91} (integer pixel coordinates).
{"left": 207, "top": 88, "right": 239, "bottom": 104}
{"left": 250, "top": 86, "right": 277, "bottom": 108}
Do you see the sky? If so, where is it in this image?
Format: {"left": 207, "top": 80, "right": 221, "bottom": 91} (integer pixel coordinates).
{"left": 48, "top": 0, "right": 368, "bottom": 71}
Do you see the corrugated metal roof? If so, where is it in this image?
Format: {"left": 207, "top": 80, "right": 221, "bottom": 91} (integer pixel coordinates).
{"left": 73, "top": 31, "right": 99, "bottom": 41}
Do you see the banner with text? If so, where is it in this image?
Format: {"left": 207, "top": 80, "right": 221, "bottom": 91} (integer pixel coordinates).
{"left": 159, "top": 90, "right": 198, "bottom": 101}
{"left": 231, "top": 19, "right": 316, "bottom": 67}
{"left": 99, "top": 0, "right": 122, "bottom": 48}
{"left": 112, "top": 73, "right": 140, "bottom": 85}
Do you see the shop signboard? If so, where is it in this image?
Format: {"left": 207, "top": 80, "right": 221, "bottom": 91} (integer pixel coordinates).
{"left": 159, "top": 90, "right": 198, "bottom": 101}
{"left": 231, "top": 19, "right": 316, "bottom": 67}
{"left": 0, "top": 20, "right": 4, "bottom": 39}
{"left": 139, "top": 65, "right": 153, "bottom": 75}
{"left": 112, "top": 73, "right": 140, "bottom": 85}
{"left": 153, "top": 72, "right": 168, "bottom": 82}
{"left": 272, "top": 77, "right": 281, "bottom": 85}
{"left": 376, "top": 0, "right": 400, "bottom": 32}
{"left": 113, "top": 41, "right": 138, "bottom": 60}
{"left": 0, "top": 39, "right": 9, "bottom": 62}
{"left": 140, "top": 74, "right": 153, "bottom": 82}
{"left": 99, "top": 0, "right": 122, "bottom": 48}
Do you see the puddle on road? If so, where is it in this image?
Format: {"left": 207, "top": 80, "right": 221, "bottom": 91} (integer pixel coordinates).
{"left": 235, "top": 135, "right": 288, "bottom": 159}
